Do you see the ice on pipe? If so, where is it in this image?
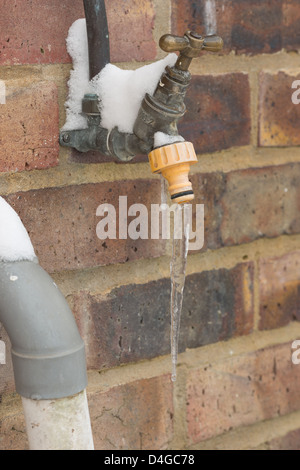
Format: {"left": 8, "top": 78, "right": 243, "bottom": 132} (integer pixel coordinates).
{"left": 62, "top": 18, "right": 178, "bottom": 134}
{"left": 0, "top": 197, "right": 36, "bottom": 262}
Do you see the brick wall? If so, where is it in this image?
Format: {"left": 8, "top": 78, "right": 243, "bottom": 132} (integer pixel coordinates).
{"left": 1, "top": 0, "right": 300, "bottom": 450}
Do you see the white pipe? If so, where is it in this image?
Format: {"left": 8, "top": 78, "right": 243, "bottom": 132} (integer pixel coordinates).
{"left": 22, "top": 390, "right": 94, "bottom": 450}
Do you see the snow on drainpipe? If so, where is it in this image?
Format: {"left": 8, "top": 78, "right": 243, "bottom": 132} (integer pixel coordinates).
{"left": 0, "top": 197, "right": 94, "bottom": 450}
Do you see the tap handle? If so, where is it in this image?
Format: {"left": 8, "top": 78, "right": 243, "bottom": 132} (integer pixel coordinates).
{"left": 159, "top": 34, "right": 190, "bottom": 53}
{"left": 159, "top": 31, "right": 223, "bottom": 71}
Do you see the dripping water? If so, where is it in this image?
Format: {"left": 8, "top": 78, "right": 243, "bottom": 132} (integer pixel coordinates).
{"left": 160, "top": 174, "right": 168, "bottom": 205}
{"left": 170, "top": 204, "right": 190, "bottom": 382}
{"left": 160, "top": 177, "right": 190, "bottom": 382}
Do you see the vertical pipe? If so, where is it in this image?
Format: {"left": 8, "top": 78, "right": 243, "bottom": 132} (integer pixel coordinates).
{"left": 83, "top": 0, "right": 110, "bottom": 80}
{"left": 203, "top": 0, "right": 217, "bottom": 36}
{"left": 22, "top": 391, "right": 94, "bottom": 450}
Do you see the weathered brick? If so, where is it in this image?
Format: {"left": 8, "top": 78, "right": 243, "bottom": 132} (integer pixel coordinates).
{"left": 0, "top": 81, "right": 59, "bottom": 173}
{"left": 0, "top": 0, "right": 156, "bottom": 65}
{"left": 172, "top": 0, "right": 300, "bottom": 55}
{"left": 186, "top": 342, "right": 300, "bottom": 444}
{"left": 5, "top": 179, "right": 165, "bottom": 273}
{"left": 70, "top": 263, "right": 253, "bottom": 370}
{"left": 88, "top": 375, "right": 173, "bottom": 450}
{"left": 108, "top": 0, "right": 156, "bottom": 63}
{"left": 267, "top": 429, "right": 300, "bottom": 450}
{"left": 191, "top": 163, "right": 300, "bottom": 250}
{"left": 6, "top": 164, "right": 297, "bottom": 274}
{"left": 259, "top": 251, "right": 300, "bottom": 330}
{"left": 179, "top": 73, "right": 251, "bottom": 154}
{"left": 190, "top": 172, "right": 225, "bottom": 251}
{"left": 282, "top": 0, "right": 300, "bottom": 51}
{"left": 219, "top": 164, "right": 300, "bottom": 245}
{"left": 259, "top": 71, "right": 300, "bottom": 147}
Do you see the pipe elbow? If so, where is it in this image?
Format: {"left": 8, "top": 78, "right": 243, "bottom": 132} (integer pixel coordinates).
{"left": 0, "top": 260, "right": 87, "bottom": 400}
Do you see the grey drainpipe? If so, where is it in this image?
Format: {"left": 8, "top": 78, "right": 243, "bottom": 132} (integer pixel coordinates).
{"left": 0, "top": 258, "right": 87, "bottom": 400}
{"left": 0, "top": 201, "right": 94, "bottom": 450}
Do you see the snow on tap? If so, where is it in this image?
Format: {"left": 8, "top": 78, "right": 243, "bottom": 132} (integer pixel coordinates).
{"left": 0, "top": 197, "right": 36, "bottom": 262}
{"left": 92, "top": 55, "right": 178, "bottom": 134}
{"left": 62, "top": 18, "right": 179, "bottom": 137}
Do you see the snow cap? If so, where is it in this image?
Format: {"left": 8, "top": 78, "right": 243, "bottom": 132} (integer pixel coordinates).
{"left": 62, "top": 18, "right": 178, "bottom": 135}
{"left": 0, "top": 197, "right": 36, "bottom": 262}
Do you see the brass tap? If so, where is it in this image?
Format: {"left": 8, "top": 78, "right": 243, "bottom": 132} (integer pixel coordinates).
{"left": 146, "top": 32, "right": 223, "bottom": 204}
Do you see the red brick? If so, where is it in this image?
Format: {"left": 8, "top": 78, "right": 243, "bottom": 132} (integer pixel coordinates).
{"left": 190, "top": 172, "right": 225, "bottom": 251}
{"left": 108, "top": 0, "right": 156, "bottom": 63}
{"left": 259, "top": 71, "right": 300, "bottom": 147}
{"left": 172, "top": 0, "right": 300, "bottom": 55}
{"left": 70, "top": 263, "right": 254, "bottom": 370}
{"left": 220, "top": 165, "right": 300, "bottom": 245}
{"left": 186, "top": 342, "right": 300, "bottom": 444}
{"left": 88, "top": 375, "right": 173, "bottom": 450}
{"left": 6, "top": 165, "right": 298, "bottom": 276}
{"left": 282, "top": 0, "right": 300, "bottom": 51}
{"left": 267, "top": 429, "right": 300, "bottom": 450}
{"left": 259, "top": 251, "right": 300, "bottom": 330}
{"left": 190, "top": 163, "right": 300, "bottom": 251}
{"left": 0, "top": 81, "right": 59, "bottom": 173}
{"left": 0, "top": 0, "right": 156, "bottom": 65}
{"left": 179, "top": 73, "right": 251, "bottom": 154}
{"left": 5, "top": 179, "right": 165, "bottom": 273}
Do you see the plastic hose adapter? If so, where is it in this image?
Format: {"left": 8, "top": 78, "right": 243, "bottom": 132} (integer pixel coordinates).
{"left": 148, "top": 141, "right": 198, "bottom": 204}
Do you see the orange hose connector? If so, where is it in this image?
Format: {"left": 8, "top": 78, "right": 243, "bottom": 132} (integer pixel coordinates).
{"left": 148, "top": 141, "right": 198, "bottom": 204}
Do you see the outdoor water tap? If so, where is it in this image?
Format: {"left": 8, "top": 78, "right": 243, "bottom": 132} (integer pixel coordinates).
{"left": 59, "top": 4, "right": 223, "bottom": 203}
{"left": 133, "top": 32, "right": 223, "bottom": 147}
{"left": 139, "top": 32, "right": 223, "bottom": 203}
